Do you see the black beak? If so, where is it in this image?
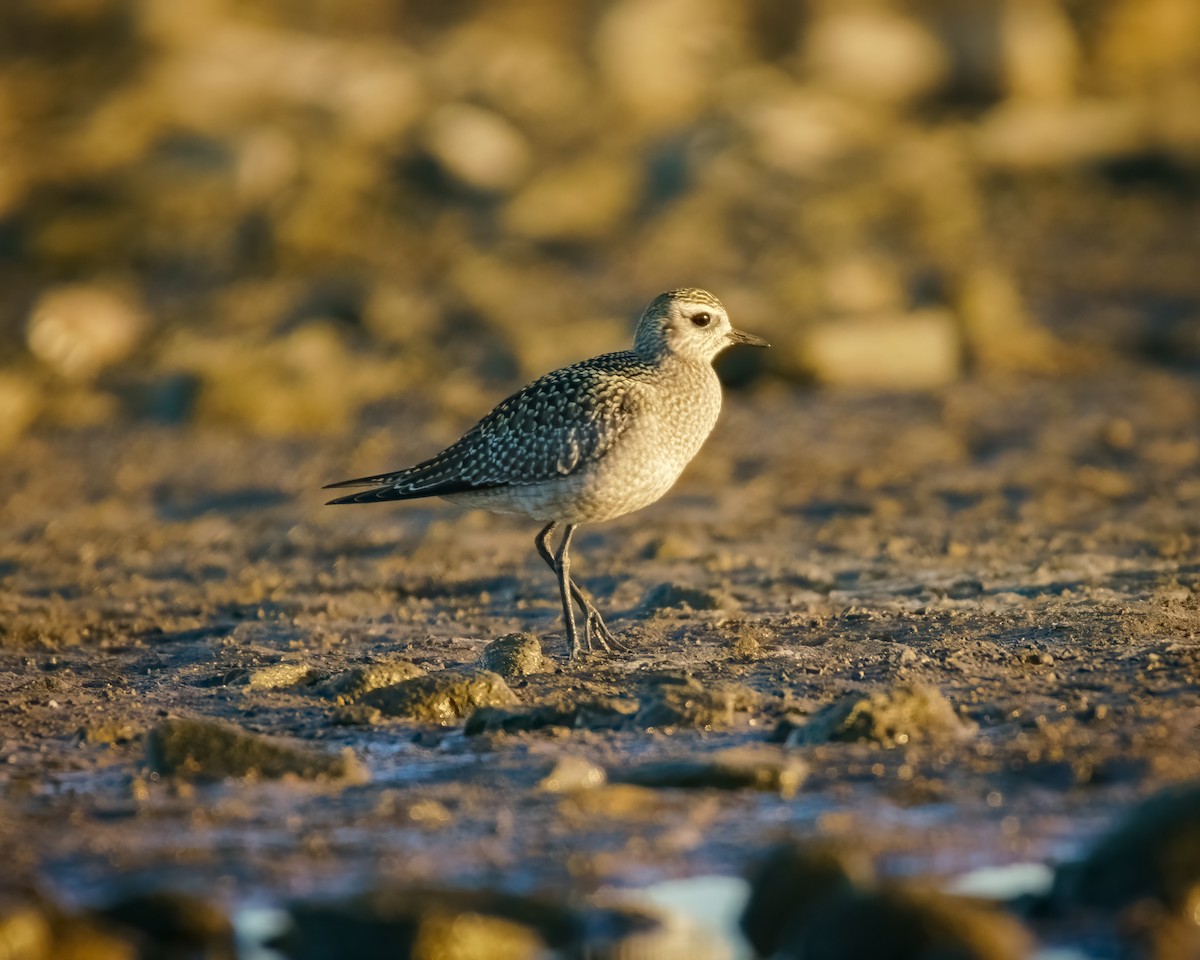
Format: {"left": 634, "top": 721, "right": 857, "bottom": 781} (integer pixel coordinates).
{"left": 728, "top": 328, "right": 770, "bottom": 348}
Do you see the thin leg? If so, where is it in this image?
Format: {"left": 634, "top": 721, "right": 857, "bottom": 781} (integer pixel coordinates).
{"left": 554, "top": 523, "right": 580, "bottom": 658}
{"left": 535, "top": 523, "right": 620, "bottom": 653}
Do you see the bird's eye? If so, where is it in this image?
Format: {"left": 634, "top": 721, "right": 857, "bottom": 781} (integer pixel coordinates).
{"left": 691, "top": 312, "right": 712, "bottom": 327}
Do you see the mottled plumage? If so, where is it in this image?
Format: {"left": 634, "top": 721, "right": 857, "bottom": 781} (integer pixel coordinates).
{"left": 326, "top": 288, "right": 768, "bottom": 658}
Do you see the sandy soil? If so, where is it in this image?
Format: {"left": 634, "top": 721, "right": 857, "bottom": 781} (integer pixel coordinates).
{"left": 1, "top": 365, "right": 1199, "bottom": 955}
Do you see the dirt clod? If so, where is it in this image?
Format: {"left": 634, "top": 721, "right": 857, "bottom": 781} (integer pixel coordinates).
{"left": 639, "top": 582, "right": 730, "bottom": 614}
{"left": 360, "top": 668, "right": 518, "bottom": 723}
{"left": 318, "top": 660, "right": 426, "bottom": 704}
{"left": 635, "top": 675, "right": 759, "bottom": 729}
{"left": 478, "top": 633, "right": 547, "bottom": 678}
{"left": 145, "top": 718, "right": 369, "bottom": 782}
{"left": 784, "top": 683, "right": 972, "bottom": 747}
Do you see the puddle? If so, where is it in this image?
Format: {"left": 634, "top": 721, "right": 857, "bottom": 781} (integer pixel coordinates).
{"left": 235, "top": 906, "right": 290, "bottom": 960}
{"left": 946, "top": 861, "right": 1055, "bottom": 900}
{"left": 635, "top": 875, "right": 754, "bottom": 960}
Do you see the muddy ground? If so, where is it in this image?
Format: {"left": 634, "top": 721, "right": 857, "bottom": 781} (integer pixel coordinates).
{"left": 1, "top": 362, "right": 1198, "bottom": 956}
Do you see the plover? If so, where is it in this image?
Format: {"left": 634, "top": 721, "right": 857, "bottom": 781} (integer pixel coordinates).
{"left": 325, "top": 288, "right": 768, "bottom": 658}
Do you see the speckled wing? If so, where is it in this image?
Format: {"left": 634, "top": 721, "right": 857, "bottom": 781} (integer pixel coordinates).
{"left": 324, "top": 353, "right": 646, "bottom": 504}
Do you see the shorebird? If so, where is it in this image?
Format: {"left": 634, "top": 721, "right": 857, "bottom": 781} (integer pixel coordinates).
{"left": 325, "top": 288, "right": 768, "bottom": 658}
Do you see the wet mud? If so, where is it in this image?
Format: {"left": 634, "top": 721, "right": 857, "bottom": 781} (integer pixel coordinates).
{"left": 2, "top": 368, "right": 1199, "bottom": 956}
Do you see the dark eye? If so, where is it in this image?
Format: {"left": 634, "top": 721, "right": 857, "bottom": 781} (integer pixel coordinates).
{"left": 691, "top": 312, "right": 711, "bottom": 327}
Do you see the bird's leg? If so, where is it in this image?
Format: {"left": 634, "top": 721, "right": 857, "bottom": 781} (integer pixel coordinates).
{"left": 553, "top": 523, "right": 581, "bottom": 658}
{"left": 536, "top": 523, "right": 620, "bottom": 654}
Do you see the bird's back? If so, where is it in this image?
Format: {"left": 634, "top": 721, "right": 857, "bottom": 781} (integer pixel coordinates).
{"left": 326, "top": 350, "right": 660, "bottom": 505}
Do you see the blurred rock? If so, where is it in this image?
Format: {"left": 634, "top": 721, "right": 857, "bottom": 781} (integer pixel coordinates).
{"left": 803, "top": 5, "right": 948, "bottom": 105}
{"left": 593, "top": 0, "right": 743, "bottom": 126}
{"left": 956, "top": 262, "right": 1060, "bottom": 373}
{"left": 360, "top": 668, "right": 518, "bottom": 723}
{"left": 0, "top": 889, "right": 148, "bottom": 960}
{"left": 423, "top": 103, "right": 532, "bottom": 193}
{"left": 741, "top": 84, "right": 885, "bottom": 175}
{"left": 478, "top": 633, "right": 547, "bottom": 678}
{"left": 26, "top": 284, "right": 148, "bottom": 381}
{"left": 1050, "top": 780, "right": 1200, "bottom": 915}
{"left": 0, "top": 373, "right": 42, "bottom": 451}
{"left": 783, "top": 887, "right": 1031, "bottom": 960}
{"left": 635, "top": 675, "right": 759, "bottom": 730}
{"left": 165, "top": 323, "right": 409, "bottom": 435}
{"left": 97, "top": 891, "right": 235, "bottom": 960}
{"left": 503, "top": 155, "right": 640, "bottom": 242}
{"left": 0, "top": 896, "right": 53, "bottom": 960}
{"left": 801, "top": 310, "right": 961, "bottom": 389}
{"left": 783, "top": 683, "right": 972, "bottom": 747}
{"left": 823, "top": 255, "right": 908, "bottom": 315}
{"left": 741, "top": 842, "right": 1032, "bottom": 960}
{"left": 740, "top": 842, "right": 873, "bottom": 957}
{"left": 145, "top": 717, "right": 369, "bottom": 782}
{"left": 975, "top": 99, "right": 1145, "bottom": 169}
{"left": 1002, "top": 0, "right": 1080, "bottom": 101}
{"left": 1095, "top": 0, "right": 1200, "bottom": 90}
{"left": 282, "top": 889, "right": 550, "bottom": 960}
{"left": 281, "top": 885, "right": 658, "bottom": 960}
{"left": 465, "top": 697, "right": 637, "bottom": 735}
{"left": 617, "top": 747, "right": 807, "bottom": 796}
{"left": 432, "top": 19, "right": 591, "bottom": 127}
{"left": 536, "top": 755, "right": 607, "bottom": 793}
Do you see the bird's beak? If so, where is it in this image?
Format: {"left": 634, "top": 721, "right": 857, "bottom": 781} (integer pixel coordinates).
{"left": 727, "top": 328, "right": 770, "bottom": 348}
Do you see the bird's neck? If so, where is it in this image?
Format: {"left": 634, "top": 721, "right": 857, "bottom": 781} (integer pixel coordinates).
{"left": 648, "top": 350, "right": 719, "bottom": 388}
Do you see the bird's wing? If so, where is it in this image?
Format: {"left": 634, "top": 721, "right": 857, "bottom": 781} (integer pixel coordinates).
{"left": 325, "top": 354, "right": 646, "bottom": 504}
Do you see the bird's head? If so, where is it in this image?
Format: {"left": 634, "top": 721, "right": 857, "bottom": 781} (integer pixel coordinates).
{"left": 633, "top": 288, "right": 769, "bottom": 363}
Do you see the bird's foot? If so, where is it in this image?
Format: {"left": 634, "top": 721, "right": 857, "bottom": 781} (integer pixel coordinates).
{"left": 582, "top": 603, "right": 626, "bottom": 653}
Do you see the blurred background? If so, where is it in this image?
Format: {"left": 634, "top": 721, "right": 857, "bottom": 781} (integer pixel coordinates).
{"left": 1, "top": 0, "right": 1199, "bottom": 449}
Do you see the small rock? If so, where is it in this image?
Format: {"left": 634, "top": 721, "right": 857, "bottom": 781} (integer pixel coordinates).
{"left": 318, "top": 660, "right": 426, "bottom": 704}
{"left": 245, "top": 661, "right": 318, "bottom": 690}
{"left": 360, "top": 668, "right": 518, "bottom": 724}
{"left": 617, "top": 747, "right": 807, "bottom": 797}
{"left": 536, "top": 755, "right": 607, "bottom": 793}
{"left": 478, "top": 633, "right": 547, "bottom": 678}
{"left": 639, "top": 582, "right": 729, "bottom": 614}
{"left": 145, "top": 718, "right": 369, "bottom": 782}
{"left": 635, "top": 675, "right": 758, "bottom": 730}
{"left": 785, "top": 684, "right": 972, "bottom": 748}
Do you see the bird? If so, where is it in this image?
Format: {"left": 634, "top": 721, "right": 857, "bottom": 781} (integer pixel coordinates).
{"left": 324, "top": 288, "right": 769, "bottom": 659}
